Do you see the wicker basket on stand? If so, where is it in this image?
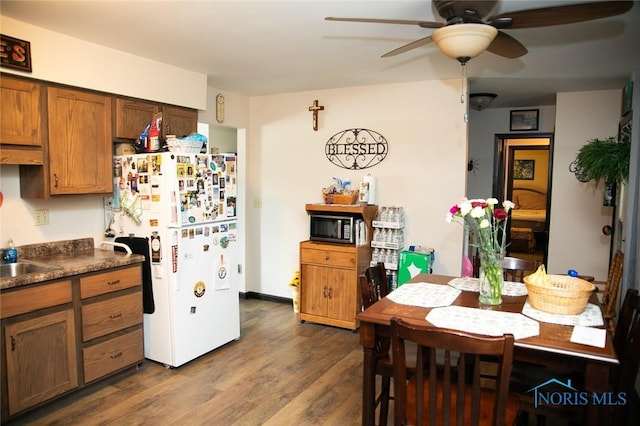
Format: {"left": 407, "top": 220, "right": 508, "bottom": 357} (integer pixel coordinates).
{"left": 322, "top": 190, "right": 359, "bottom": 205}
{"left": 523, "top": 274, "right": 595, "bottom": 315}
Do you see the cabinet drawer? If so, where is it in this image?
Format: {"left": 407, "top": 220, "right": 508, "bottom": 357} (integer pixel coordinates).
{"left": 81, "top": 291, "right": 142, "bottom": 341}
{"left": 300, "top": 248, "right": 356, "bottom": 268}
{"left": 83, "top": 328, "right": 143, "bottom": 383}
{"left": 80, "top": 266, "right": 141, "bottom": 299}
{"left": 0, "top": 280, "right": 72, "bottom": 319}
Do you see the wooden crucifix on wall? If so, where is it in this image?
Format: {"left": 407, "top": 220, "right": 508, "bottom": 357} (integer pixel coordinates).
{"left": 308, "top": 100, "right": 324, "bottom": 131}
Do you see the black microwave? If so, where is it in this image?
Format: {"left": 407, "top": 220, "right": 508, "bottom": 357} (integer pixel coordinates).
{"left": 310, "top": 214, "right": 355, "bottom": 244}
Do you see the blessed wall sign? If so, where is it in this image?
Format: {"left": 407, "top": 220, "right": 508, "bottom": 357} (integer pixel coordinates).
{"left": 0, "top": 34, "right": 32, "bottom": 73}
{"left": 325, "top": 128, "right": 388, "bottom": 170}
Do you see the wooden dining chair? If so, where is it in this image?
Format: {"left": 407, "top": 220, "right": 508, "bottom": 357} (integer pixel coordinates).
{"left": 601, "top": 250, "right": 624, "bottom": 333}
{"left": 360, "top": 262, "right": 392, "bottom": 425}
{"left": 471, "top": 255, "right": 540, "bottom": 282}
{"left": 502, "top": 256, "right": 541, "bottom": 283}
{"left": 610, "top": 288, "right": 640, "bottom": 425}
{"left": 389, "top": 317, "right": 519, "bottom": 426}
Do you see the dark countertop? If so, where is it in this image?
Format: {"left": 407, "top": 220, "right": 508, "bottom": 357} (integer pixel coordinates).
{"left": 1, "top": 238, "right": 145, "bottom": 291}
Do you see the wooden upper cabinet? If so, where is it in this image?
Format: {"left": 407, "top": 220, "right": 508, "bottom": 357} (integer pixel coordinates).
{"left": 0, "top": 77, "right": 43, "bottom": 147}
{"left": 114, "top": 98, "right": 159, "bottom": 140}
{"left": 46, "top": 87, "right": 113, "bottom": 195}
{"left": 163, "top": 105, "right": 197, "bottom": 138}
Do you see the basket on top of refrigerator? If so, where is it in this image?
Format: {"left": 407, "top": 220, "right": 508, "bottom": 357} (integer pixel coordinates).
{"left": 167, "top": 133, "right": 207, "bottom": 153}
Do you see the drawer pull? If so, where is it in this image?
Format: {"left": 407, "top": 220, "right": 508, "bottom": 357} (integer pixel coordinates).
{"left": 110, "top": 313, "right": 122, "bottom": 319}
{"left": 107, "top": 279, "right": 121, "bottom": 286}
{"left": 328, "top": 287, "right": 333, "bottom": 299}
{"left": 110, "top": 351, "right": 123, "bottom": 359}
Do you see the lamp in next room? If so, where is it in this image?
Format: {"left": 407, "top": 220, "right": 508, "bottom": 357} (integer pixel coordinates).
{"left": 431, "top": 24, "right": 498, "bottom": 65}
{"left": 469, "top": 93, "right": 498, "bottom": 111}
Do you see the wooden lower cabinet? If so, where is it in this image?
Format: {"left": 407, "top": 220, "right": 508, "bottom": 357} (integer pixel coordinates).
{"left": 0, "top": 264, "right": 143, "bottom": 420}
{"left": 83, "top": 328, "right": 143, "bottom": 383}
{"left": 3, "top": 308, "right": 78, "bottom": 415}
{"left": 79, "top": 266, "right": 144, "bottom": 383}
{"left": 299, "top": 241, "right": 369, "bottom": 330}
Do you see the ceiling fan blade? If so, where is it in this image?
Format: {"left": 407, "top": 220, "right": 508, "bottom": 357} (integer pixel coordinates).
{"left": 382, "top": 36, "right": 433, "bottom": 58}
{"left": 486, "top": 31, "right": 528, "bottom": 59}
{"left": 488, "top": 1, "right": 633, "bottom": 29}
{"left": 325, "top": 17, "right": 442, "bottom": 28}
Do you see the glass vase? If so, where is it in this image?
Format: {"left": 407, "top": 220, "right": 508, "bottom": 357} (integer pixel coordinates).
{"left": 478, "top": 252, "right": 504, "bottom": 305}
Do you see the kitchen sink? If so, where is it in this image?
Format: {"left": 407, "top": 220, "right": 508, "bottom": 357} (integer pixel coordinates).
{"left": 0, "top": 260, "right": 61, "bottom": 279}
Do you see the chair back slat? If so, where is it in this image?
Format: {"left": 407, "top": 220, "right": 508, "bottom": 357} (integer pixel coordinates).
{"left": 390, "top": 318, "right": 514, "bottom": 426}
{"left": 603, "top": 250, "right": 624, "bottom": 318}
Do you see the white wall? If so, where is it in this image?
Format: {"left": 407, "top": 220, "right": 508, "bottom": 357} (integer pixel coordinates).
{"left": 246, "top": 80, "right": 467, "bottom": 298}
{"left": 549, "top": 90, "right": 621, "bottom": 279}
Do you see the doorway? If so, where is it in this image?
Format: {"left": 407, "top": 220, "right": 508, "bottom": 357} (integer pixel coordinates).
{"left": 493, "top": 133, "right": 554, "bottom": 266}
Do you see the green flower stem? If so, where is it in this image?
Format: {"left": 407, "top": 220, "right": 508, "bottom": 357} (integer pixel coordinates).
{"left": 479, "top": 253, "right": 503, "bottom": 305}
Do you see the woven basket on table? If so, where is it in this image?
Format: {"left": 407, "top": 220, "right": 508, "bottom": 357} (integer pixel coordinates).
{"left": 523, "top": 274, "right": 595, "bottom": 315}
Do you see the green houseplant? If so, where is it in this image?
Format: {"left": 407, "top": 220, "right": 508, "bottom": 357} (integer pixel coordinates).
{"left": 573, "top": 137, "right": 631, "bottom": 186}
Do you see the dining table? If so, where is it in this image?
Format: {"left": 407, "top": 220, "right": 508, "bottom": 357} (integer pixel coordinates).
{"left": 356, "top": 274, "right": 619, "bottom": 426}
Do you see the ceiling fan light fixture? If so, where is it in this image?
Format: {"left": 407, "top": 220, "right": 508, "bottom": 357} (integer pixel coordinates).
{"left": 469, "top": 93, "right": 497, "bottom": 111}
{"left": 431, "top": 24, "right": 498, "bottom": 64}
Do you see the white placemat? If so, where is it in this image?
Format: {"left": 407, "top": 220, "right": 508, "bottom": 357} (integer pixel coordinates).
{"left": 426, "top": 305, "right": 540, "bottom": 340}
{"left": 447, "top": 277, "right": 528, "bottom": 297}
{"left": 521, "top": 301, "right": 604, "bottom": 327}
{"left": 386, "top": 282, "right": 461, "bottom": 308}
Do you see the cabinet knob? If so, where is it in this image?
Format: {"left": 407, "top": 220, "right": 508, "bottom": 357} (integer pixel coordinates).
{"left": 53, "top": 174, "right": 59, "bottom": 188}
{"left": 324, "top": 255, "right": 329, "bottom": 260}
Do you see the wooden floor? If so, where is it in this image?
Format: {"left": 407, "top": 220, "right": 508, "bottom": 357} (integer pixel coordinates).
{"left": 8, "top": 299, "right": 366, "bottom": 426}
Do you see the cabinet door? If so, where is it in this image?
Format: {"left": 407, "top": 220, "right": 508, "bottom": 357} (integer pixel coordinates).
{"left": 47, "top": 87, "right": 113, "bottom": 194}
{"left": 163, "top": 105, "right": 197, "bottom": 138}
{"left": 4, "top": 309, "right": 78, "bottom": 415}
{"left": 300, "top": 264, "right": 328, "bottom": 317}
{"left": 0, "top": 77, "right": 42, "bottom": 147}
{"left": 114, "top": 98, "right": 159, "bottom": 140}
{"left": 326, "top": 268, "right": 356, "bottom": 322}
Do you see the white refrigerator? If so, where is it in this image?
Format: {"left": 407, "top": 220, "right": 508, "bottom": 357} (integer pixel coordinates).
{"left": 112, "top": 152, "right": 240, "bottom": 368}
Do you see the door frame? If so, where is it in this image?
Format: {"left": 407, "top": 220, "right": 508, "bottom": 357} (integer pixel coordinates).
{"left": 492, "top": 132, "right": 555, "bottom": 265}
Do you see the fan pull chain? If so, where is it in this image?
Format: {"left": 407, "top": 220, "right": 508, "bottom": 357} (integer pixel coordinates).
{"left": 461, "top": 63, "right": 469, "bottom": 122}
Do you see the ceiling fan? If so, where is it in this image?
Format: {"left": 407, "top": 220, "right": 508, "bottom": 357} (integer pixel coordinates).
{"left": 326, "top": 0, "right": 633, "bottom": 64}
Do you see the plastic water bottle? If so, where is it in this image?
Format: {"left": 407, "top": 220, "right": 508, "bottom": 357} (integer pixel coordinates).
{"left": 3, "top": 239, "right": 18, "bottom": 264}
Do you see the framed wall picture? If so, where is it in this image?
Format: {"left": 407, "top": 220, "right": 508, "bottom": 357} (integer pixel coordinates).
{"left": 510, "top": 109, "right": 539, "bottom": 131}
{"left": 513, "top": 159, "right": 535, "bottom": 180}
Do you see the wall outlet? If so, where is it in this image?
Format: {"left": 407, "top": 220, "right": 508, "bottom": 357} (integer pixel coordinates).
{"left": 35, "top": 209, "right": 49, "bottom": 225}
{"left": 253, "top": 198, "right": 262, "bottom": 208}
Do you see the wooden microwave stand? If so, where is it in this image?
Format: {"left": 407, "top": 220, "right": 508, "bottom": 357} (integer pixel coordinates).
{"left": 299, "top": 204, "right": 378, "bottom": 330}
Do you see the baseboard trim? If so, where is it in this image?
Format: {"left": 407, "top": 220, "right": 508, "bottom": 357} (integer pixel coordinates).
{"left": 240, "top": 291, "right": 291, "bottom": 305}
